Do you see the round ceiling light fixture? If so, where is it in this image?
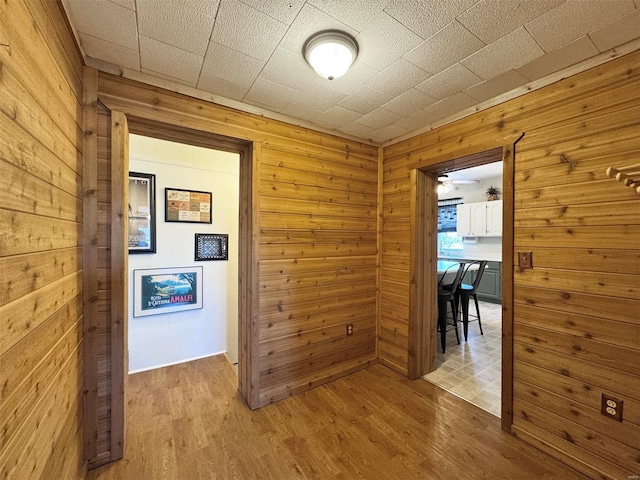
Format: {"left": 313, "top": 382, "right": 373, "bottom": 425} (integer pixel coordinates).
{"left": 303, "top": 30, "right": 358, "bottom": 80}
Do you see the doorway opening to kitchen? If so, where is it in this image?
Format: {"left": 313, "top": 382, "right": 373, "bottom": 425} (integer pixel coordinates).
{"left": 407, "top": 142, "right": 516, "bottom": 431}
{"left": 427, "top": 159, "right": 504, "bottom": 417}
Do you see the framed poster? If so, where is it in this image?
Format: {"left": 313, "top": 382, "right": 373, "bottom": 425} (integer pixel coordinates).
{"left": 133, "top": 266, "right": 203, "bottom": 317}
{"left": 165, "top": 187, "right": 212, "bottom": 224}
{"left": 128, "top": 172, "right": 156, "bottom": 254}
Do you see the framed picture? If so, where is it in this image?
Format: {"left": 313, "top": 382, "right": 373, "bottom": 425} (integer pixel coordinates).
{"left": 195, "top": 233, "right": 228, "bottom": 261}
{"left": 165, "top": 187, "right": 212, "bottom": 224}
{"left": 133, "top": 266, "right": 203, "bottom": 317}
{"left": 128, "top": 172, "right": 156, "bottom": 253}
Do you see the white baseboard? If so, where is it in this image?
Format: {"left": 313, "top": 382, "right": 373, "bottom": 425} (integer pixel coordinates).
{"left": 128, "top": 350, "right": 226, "bottom": 374}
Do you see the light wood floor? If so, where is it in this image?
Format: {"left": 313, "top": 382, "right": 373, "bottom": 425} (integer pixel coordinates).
{"left": 87, "top": 355, "right": 588, "bottom": 480}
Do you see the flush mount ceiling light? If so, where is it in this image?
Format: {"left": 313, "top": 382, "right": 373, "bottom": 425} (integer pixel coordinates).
{"left": 303, "top": 30, "right": 358, "bottom": 80}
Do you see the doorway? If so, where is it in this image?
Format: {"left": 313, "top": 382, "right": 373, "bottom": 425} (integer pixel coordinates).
{"left": 127, "top": 134, "right": 240, "bottom": 373}
{"left": 426, "top": 160, "right": 504, "bottom": 416}
{"left": 407, "top": 144, "right": 516, "bottom": 431}
{"left": 83, "top": 107, "right": 257, "bottom": 468}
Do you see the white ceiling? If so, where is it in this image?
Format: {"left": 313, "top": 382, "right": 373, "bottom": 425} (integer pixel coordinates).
{"left": 62, "top": 0, "right": 640, "bottom": 145}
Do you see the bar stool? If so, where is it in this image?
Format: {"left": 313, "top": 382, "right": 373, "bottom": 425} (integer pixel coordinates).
{"left": 457, "top": 261, "right": 488, "bottom": 341}
{"left": 437, "top": 262, "right": 466, "bottom": 353}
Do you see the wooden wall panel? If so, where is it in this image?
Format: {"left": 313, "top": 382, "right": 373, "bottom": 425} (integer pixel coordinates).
{"left": 381, "top": 50, "right": 640, "bottom": 478}
{"left": 0, "top": 1, "right": 85, "bottom": 479}
{"left": 91, "top": 72, "right": 379, "bottom": 425}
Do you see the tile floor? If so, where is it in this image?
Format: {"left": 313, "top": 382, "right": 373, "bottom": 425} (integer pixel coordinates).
{"left": 423, "top": 300, "right": 502, "bottom": 417}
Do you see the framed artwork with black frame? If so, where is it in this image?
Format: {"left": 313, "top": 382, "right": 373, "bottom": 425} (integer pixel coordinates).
{"left": 195, "top": 233, "right": 228, "bottom": 261}
{"left": 128, "top": 172, "right": 156, "bottom": 254}
{"left": 165, "top": 187, "right": 212, "bottom": 224}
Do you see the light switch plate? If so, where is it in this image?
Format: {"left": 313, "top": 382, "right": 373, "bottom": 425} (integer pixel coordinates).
{"left": 518, "top": 251, "right": 533, "bottom": 269}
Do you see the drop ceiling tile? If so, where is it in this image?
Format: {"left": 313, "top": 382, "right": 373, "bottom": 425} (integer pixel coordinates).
{"left": 140, "top": 68, "right": 197, "bottom": 88}
{"left": 279, "top": 103, "right": 324, "bottom": 122}
{"left": 108, "top": 0, "right": 135, "bottom": 10}
{"left": 211, "top": 0, "right": 288, "bottom": 61}
{"left": 404, "top": 20, "right": 485, "bottom": 75}
{"left": 384, "top": 0, "right": 478, "bottom": 38}
{"left": 317, "top": 106, "right": 363, "bottom": 128}
{"left": 321, "top": 61, "right": 380, "bottom": 96}
{"left": 516, "top": 36, "right": 599, "bottom": 82}
{"left": 458, "top": 0, "right": 563, "bottom": 44}
{"left": 394, "top": 108, "right": 438, "bottom": 130}
{"left": 241, "top": 0, "right": 305, "bottom": 24}
{"left": 177, "top": 0, "right": 220, "bottom": 17}
{"left": 260, "top": 48, "right": 319, "bottom": 91}
{"left": 278, "top": 3, "right": 358, "bottom": 53}
{"left": 382, "top": 88, "right": 437, "bottom": 116}
{"left": 340, "top": 122, "right": 377, "bottom": 139}
{"left": 422, "top": 92, "right": 477, "bottom": 121}
{"left": 338, "top": 86, "right": 392, "bottom": 115}
{"left": 370, "top": 124, "right": 408, "bottom": 143}
{"left": 202, "top": 42, "right": 265, "bottom": 88}
{"left": 245, "top": 77, "right": 299, "bottom": 110}
{"left": 137, "top": 0, "right": 215, "bottom": 56}
{"left": 461, "top": 27, "right": 544, "bottom": 80}
{"left": 292, "top": 82, "right": 347, "bottom": 111}
{"left": 139, "top": 35, "right": 204, "bottom": 84}
{"left": 589, "top": 8, "right": 640, "bottom": 52}
{"left": 356, "top": 12, "right": 424, "bottom": 71}
{"left": 416, "top": 63, "right": 482, "bottom": 100}
{"left": 64, "top": 0, "right": 138, "bottom": 49}
{"left": 464, "top": 69, "right": 529, "bottom": 103}
{"left": 526, "top": 0, "right": 636, "bottom": 52}
{"left": 79, "top": 33, "right": 140, "bottom": 70}
{"left": 308, "top": 0, "right": 390, "bottom": 31}
{"left": 357, "top": 108, "right": 402, "bottom": 130}
{"left": 197, "top": 73, "right": 249, "bottom": 101}
{"left": 366, "top": 59, "right": 430, "bottom": 98}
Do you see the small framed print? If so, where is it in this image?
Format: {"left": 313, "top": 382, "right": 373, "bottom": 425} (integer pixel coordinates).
{"left": 128, "top": 172, "right": 156, "bottom": 254}
{"left": 165, "top": 188, "right": 212, "bottom": 224}
{"left": 195, "top": 233, "right": 228, "bottom": 261}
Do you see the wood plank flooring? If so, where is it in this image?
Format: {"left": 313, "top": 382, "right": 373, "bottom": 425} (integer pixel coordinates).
{"left": 87, "top": 355, "right": 588, "bottom": 480}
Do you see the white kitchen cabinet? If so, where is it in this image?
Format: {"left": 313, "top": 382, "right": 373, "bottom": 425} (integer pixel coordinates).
{"left": 456, "top": 200, "right": 502, "bottom": 236}
{"left": 486, "top": 200, "right": 502, "bottom": 236}
{"left": 456, "top": 203, "right": 471, "bottom": 235}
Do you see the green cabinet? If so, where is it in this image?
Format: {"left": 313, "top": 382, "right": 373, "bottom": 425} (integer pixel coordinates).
{"left": 462, "top": 261, "right": 501, "bottom": 304}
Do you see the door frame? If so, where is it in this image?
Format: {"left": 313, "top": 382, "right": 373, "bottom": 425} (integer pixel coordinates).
{"left": 83, "top": 104, "right": 258, "bottom": 467}
{"left": 406, "top": 140, "right": 519, "bottom": 431}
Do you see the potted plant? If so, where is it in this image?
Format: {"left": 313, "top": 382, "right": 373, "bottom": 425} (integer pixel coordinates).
{"left": 486, "top": 186, "right": 499, "bottom": 201}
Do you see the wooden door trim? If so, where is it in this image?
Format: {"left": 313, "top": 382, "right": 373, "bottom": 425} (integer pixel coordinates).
{"left": 407, "top": 144, "right": 515, "bottom": 432}
{"left": 109, "top": 111, "right": 129, "bottom": 460}
{"left": 83, "top": 107, "right": 259, "bottom": 468}
{"left": 82, "top": 66, "right": 99, "bottom": 464}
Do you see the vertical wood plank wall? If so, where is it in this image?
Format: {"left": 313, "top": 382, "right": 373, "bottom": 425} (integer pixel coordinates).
{"left": 92, "top": 72, "right": 379, "bottom": 416}
{"left": 381, "top": 50, "right": 640, "bottom": 478}
{"left": 0, "top": 1, "right": 85, "bottom": 479}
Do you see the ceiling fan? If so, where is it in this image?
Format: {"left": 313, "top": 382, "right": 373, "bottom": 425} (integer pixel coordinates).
{"left": 437, "top": 174, "right": 479, "bottom": 193}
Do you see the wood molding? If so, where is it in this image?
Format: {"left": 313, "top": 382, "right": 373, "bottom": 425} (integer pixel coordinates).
{"left": 82, "top": 65, "right": 99, "bottom": 464}
{"left": 109, "top": 110, "right": 129, "bottom": 460}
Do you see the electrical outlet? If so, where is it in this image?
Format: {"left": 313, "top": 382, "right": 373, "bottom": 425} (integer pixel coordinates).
{"left": 518, "top": 251, "right": 533, "bottom": 269}
{"left": 601, "top": 394, "right": 623, "bottom": 421}
{"left": 346, "top": 324, "right": 353, "bottom": 336}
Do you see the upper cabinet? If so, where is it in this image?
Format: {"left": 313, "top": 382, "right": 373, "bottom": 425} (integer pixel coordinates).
{"left": 456, "top": 200, "right": 502, "bottom": 236}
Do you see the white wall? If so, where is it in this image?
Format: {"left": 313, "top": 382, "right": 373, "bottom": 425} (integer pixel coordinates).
{"left": 128, "top": 134, "right": 240, "bottom": 373}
